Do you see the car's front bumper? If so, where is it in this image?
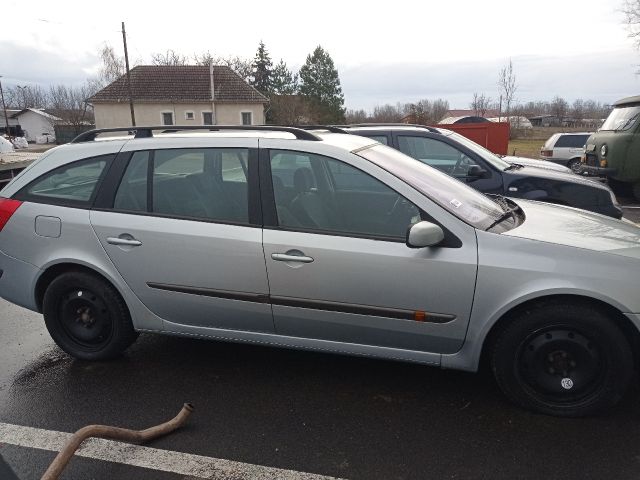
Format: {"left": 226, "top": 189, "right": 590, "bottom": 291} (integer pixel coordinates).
{"left": 579, "top": 164, "right": 617, "bottom": 177}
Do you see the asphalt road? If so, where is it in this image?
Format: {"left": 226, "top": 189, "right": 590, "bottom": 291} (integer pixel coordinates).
{"left": 1, "top": 203, "right": 640, "bottom": 480}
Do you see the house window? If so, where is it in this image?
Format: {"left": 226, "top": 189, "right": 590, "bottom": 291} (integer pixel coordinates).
{"left": 241, "top": 112, "right": 252, "bottom": 126}
{"left": 185, "top": 111, "right": 195, "bottom": 121}
{"left": 202, "top": 112, "right": 213, "bottom": 125}
{"left": 161, "top": 112, "right": 174, "bottom": 126}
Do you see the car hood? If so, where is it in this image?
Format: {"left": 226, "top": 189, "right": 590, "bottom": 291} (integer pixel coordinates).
{"left": 503, "top": 199, "right": 640, "bottom": 258}
{"left": 502, "top": 156, "right": 571, "bottom": 173}
{"left": 507, "top": 164, "right": 610, "bottom": 190}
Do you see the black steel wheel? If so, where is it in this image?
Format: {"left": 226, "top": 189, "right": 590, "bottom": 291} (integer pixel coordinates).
{"left": 492, "top": 302, "right": 633, "bottom": 417}
{"left": 43, "top": 270, "right": 138, "bottom": 360}
{"left": 568, "top": 159, "right": 582, "bottom": 174}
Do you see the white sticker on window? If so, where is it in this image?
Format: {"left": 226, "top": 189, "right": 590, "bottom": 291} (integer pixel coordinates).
{"left": 450, "top": 199, "right": 462, "bottom": 209}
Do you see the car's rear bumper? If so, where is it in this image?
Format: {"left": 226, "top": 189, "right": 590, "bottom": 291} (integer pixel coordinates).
{"left": 0, "top": 249, "right": 40, "bottom": 312}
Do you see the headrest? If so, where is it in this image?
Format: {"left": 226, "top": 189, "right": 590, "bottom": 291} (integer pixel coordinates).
{"left": 293, "top": 167, "right": 314, "bottom": 193}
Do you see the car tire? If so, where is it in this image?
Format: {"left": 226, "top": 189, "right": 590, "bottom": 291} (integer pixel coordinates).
{"left": 491, "top": 302, "right": 633, "bottom": 417}
{"left": 567, "top": 159, "right": 581, "bottom": 174}
{"left": 43, "top": 271, "right": 138, "bottom": 360}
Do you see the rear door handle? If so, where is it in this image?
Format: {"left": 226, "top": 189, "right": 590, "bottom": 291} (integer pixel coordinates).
{"left": 107, "top": 236, "right": 142, "bottom": 247}
{"left": 271, "top": 253, "right": 314, "bottom": 263}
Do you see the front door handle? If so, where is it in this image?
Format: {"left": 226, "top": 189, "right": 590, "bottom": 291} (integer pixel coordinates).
{"left": 271, "top": 253, "right": 314, "bottom": 263}
{"left": 107, "top": 236, "right": 142, "bottom": 247}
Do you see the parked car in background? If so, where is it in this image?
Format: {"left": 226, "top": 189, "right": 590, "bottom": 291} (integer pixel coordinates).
{"left": 341, "top": 125, "right": 622, "bottom": 218}
{"left": 540, "top": 132, "right": 592, "bottom": 172}
{"left": 0, "top": 125, "right": 639, "bottom": 417}
{"left": 582, "top": 95, "right": 640, "bottom": 200}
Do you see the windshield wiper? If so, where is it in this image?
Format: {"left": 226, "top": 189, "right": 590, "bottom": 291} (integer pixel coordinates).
{"left": 485, "top": 195, "right": 520, "bottom": 230}
{"left": 503, "top": 164, "right": 522, "bottom": 171}
{"left": 616, "top": 112, "right": 640, "bottom": 131}
{"left": 486, "top": 207, "right": 518, "bottom": 230}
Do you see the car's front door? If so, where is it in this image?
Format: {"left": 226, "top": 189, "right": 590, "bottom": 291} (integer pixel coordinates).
{"left": 392, "top": 133, "right": 504, "bottom": 194}
{"left": 90, "top": 139, "right": 274, "bottom": 333}
{"left": 260, "top": 143, "right": 478, "bottom": 354}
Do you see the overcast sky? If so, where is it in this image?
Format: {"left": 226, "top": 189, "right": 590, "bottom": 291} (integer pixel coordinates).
{"left": 1, "top": 0, "right": 638, "bottom": 110}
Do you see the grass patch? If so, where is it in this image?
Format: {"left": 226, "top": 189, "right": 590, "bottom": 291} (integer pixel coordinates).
{"left": 507, "top": 138, "right": 543, "bottom": 159}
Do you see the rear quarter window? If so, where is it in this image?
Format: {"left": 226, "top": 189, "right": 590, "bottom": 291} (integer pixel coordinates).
{"left": 554, "top": 135, "right": 590, "bottom": 148}
{"left": 15, "top": 155, "right": 113, "bottom": 206}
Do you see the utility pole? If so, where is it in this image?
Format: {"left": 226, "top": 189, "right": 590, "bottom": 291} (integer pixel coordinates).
{"left": 121, "top": 21, "right": 136, "bottom": 126}
{"left": 0, "top": 76, "right": 10, "bottom": 138}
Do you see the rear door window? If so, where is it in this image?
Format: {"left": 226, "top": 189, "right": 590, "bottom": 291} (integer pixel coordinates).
{"left": 113, "top": 148, "right": 250, "bottom": 224}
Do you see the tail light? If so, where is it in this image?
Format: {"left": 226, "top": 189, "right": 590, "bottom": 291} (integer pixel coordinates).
{"left": 0, "top": 198, "right": 22, "bottom": 232}
{"left": 540, "top": 149, "right": 553, "bottom": 157}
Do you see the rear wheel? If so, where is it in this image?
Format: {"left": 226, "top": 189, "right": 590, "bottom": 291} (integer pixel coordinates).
{"left": 491, "top": 302, "right": 633, "bottom": 417}
{"left": 43, "top": 271, "right": 138, "bottom": 360}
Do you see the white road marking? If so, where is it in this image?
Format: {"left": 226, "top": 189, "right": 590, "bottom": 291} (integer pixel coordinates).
{"left": 0, "top": 422, "right": 344, "bottom": 480}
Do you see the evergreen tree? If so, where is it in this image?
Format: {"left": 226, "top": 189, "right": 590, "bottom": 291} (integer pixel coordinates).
{"left": 271, "top": 60, "right": 298, "bottom": 95}
{"left": 298, "top": 46, "right": 345, "bottom": 123}
{"left": 250, "top": 41, "right": 273, "bottom": 95}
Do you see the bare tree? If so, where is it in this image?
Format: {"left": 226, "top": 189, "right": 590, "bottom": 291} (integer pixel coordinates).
{"left": 623, "top": 0, "right": 640, "bottom": 48}
{"left": 47, "top": 84, "right": 94, "bottom": 127}
{"left": 151, "top": 49, "right": 189, "bottom": 66}
{"left": 498, "top": 59, "right": 518, "bottom": 119}
{"left": 86, "top": 45, "right": 126, "bottom": 93}
{"left": 571, "top": 99, "right": 585, "bottom": 122}
{"left": 371, "top": 104, "right": 404, "bottom": 122}
{"left": 430, "top": 99, "right": 449, "bottom": 123}
{"left": 5, "top": 85, "right": 48, "bottom": 109}
{"left": 470, "top": 92, "right": 491, "bottom": 117}
{"left": 193, "top": 51, "right": 252, "bottom": 81}
{"left": 550, "top": 95, "right": 569, "bottom": 123}
{"left": 345, "top": 109, "right": 368, "bottom": 123}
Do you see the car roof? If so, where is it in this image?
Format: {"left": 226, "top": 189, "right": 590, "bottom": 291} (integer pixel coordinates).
{"left": 614, "top": 95, "right": 640, "bottom": 107}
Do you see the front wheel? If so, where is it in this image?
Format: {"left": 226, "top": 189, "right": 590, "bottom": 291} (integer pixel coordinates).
{"left": 43, "top": 271, "right": 138, "bottom": 360}
{"left": 491, "top": 302, "right": 633, "bottom": 417}
{"left": 567, "top": 159, "right": 582, "bottom": 174}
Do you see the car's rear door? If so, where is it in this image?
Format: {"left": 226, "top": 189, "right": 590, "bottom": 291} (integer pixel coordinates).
{"left": 90, "top": 137, "right": 274, "bottom": 333}
{"left": 259, "top": 139, "right": 478, "bottom": 355}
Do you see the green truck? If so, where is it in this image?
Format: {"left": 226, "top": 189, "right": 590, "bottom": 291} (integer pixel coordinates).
{"left": 582, "top": 95, "right": 640, "bottom": 199}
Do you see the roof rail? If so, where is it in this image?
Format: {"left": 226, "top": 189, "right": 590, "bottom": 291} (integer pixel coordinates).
{"left": 342, "top": 123, "right": 441, "bottom": 133}
{"left": 70, "top": 125, "right": 322, "bottom": 143}
{"left": 292, "top": 125, "right": 349, "bottom": 134}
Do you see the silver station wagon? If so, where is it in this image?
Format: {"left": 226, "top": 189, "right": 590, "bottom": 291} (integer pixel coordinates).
{"left": 1, "top": 125, "right": 639, "bottom": 417}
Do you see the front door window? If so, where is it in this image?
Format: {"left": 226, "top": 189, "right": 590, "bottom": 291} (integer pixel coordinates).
{"left": 397, "top": 136, "right": 479, "bottom": 177}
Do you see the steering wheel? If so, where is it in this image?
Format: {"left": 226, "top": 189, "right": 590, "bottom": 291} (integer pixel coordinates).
{"left": 388, "top": 196, "right": 415, "bottom": 218}
{"left": 451, "top": 153, "right": 467, "bottom": 176}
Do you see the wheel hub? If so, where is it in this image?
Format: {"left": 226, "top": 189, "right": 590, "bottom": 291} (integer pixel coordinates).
{"left": 59, "top": 289, "right": 111, "bottom": 346}
{"left": 519, "top": 328, "right": 602, "bottom": 398}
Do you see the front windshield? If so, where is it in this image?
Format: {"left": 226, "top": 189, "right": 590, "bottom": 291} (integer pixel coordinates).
{"left": 600, "top": 105, "right": 640, "bottom": 131}
{"left": 357, "top": 144, "right": 506, "bottom": 230}
{"left": 436, "top": 129, "right": 511, "bottom": 169}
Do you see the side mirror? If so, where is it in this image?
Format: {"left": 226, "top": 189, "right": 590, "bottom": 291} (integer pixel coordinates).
{"left": 406, "top": 221, "right": 445, "bottom": 248}
{"left": 467, "top": 165, "right": 489, "bottom": 179}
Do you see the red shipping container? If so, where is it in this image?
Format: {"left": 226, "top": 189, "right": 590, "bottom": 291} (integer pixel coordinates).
{"left": 432, "top": 122, "right": 510, "bottom": 155}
